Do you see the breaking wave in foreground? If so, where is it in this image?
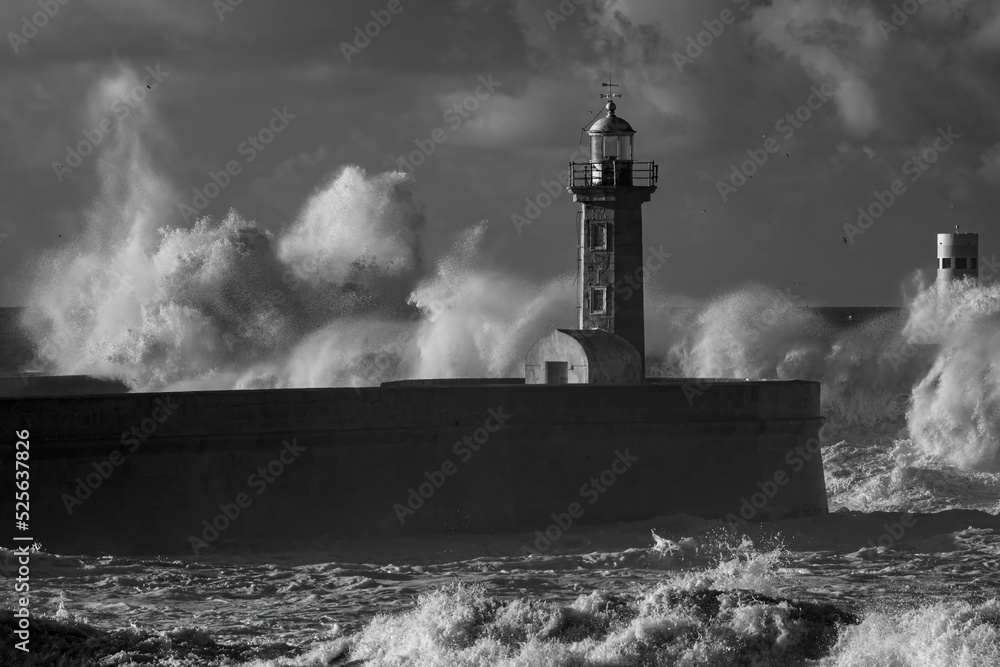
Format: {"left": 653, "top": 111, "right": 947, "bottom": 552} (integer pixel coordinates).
{"left": 3, "top": 526, "right": 1000, "bottom": 666}
{"left": 5, "top": 65, "right": 1000, "bottom": 666}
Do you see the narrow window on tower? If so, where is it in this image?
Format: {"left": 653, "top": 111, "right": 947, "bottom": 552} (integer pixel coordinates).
{"left": 591, "top": 287, "right": 607, "bottom": 314}
{"left": 942, "top": 258, "right": 952, "bottom": 269}
{"left": 956, "top": 258, "right": 967, "bottom": 269}
{"left": 971, "top": 258, "right": 978, "bottom": 269}
{"left": 589, "top": 222, "right": 611, "bottom": 250}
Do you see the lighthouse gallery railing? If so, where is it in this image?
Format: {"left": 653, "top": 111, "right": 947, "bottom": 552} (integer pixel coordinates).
{"left": 569, "top": 160, "right": 658, "bottom": 188}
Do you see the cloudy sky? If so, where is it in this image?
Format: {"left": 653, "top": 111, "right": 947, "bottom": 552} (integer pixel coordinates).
{"left": 1, "top": 0, "right": 998, "bottom": 307}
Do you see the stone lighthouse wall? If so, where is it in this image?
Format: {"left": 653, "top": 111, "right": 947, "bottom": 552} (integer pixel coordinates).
{"left": 574, "top": 187, "right": 655, "bottom": 364}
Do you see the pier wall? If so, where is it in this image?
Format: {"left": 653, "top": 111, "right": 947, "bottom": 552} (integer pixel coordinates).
{"left": 0, "top": 381, "right": 827, "bottom": 555}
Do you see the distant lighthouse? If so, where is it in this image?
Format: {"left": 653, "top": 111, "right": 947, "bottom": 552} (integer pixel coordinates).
{"left": 524, "top": 83, "right": 658, "bottom": 384}
{"left": 937, "top": 231, "right": 979, "bottom": 282}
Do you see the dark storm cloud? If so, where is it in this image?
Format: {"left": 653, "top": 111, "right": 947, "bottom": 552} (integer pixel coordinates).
{"left": 2, "top": 0, "right": 999, "bottom": 306}
{"left": 2, "top": 0, "right": 529, "bottom": 75}
{"left": 0, "top": 0, "right": 535, "bottom": 304}
{"left": 565, "top": 0, "right": 1000, "bottom": 302}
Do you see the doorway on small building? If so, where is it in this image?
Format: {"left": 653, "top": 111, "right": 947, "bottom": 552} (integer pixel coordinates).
{"left": 545, "top": 361, "right": 569, "bottom": 385}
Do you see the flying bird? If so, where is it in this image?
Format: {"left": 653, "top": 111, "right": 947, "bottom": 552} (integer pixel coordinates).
{"left": 842, "top": 237, "right": 848, "bottom": 245}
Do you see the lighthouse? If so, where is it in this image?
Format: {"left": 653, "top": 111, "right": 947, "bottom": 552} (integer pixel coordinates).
{"left": 570, "top": 88, "right": 658, "bottom": 362}
{"left": 525, "top": 84, "right": 658, "bottom": 384}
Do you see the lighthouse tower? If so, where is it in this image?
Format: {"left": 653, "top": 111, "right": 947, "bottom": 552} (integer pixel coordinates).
{"left": 570, "top": 87, "right": 658, "bottom": 363}
{"left": 524, "top": 84, "right": 658, "bottom": 385}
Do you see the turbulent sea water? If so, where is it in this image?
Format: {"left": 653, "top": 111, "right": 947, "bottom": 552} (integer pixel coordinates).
{"left": 2, "top": 500, "right": 1000, "bottom": 665}
{"left": 3, "top": 66, "right": 1000, "bottom": 665}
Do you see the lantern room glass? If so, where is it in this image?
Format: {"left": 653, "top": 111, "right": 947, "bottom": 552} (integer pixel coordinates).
{"left": 591, "top": 135, "right": 633, "bottom": 162}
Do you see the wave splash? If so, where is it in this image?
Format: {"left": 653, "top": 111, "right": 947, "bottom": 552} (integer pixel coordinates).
{"left": 22, "top": 68, "right": 570, "bottom": 391}
{"left": 906, "top": 279, "right": 1000, "bottom": 472}
{"left": 21, "top": 68, "right": 1000, "bottom": 511}
{"left": 646, "top": 277, "right": 1000, "bottom": 482}
{"left": 326, "top": 582, "right": 855, "bottom": 666}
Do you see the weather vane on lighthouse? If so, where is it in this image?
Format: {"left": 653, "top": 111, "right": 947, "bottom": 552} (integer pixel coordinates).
{"left": 600, "top": 76, "right": 623, "bottom": 105}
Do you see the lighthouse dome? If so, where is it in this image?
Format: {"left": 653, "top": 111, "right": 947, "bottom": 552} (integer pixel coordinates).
{"left": 589, "top": 102, "right": 635, "bottom": 136}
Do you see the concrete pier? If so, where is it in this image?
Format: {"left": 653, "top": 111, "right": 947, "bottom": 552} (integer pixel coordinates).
{"left": 0, "top": 380, "right": 826, "bottom": 555}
